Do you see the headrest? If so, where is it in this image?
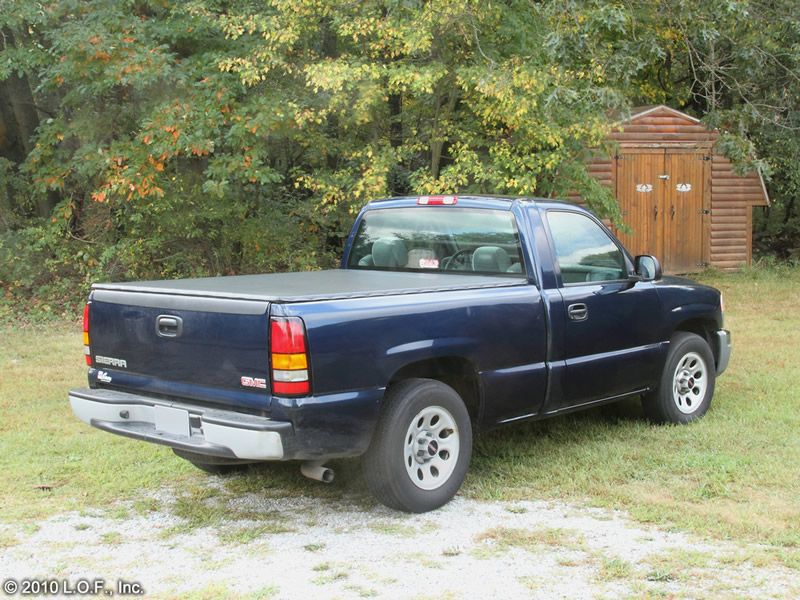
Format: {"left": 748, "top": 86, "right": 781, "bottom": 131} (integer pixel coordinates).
{"left": 372, "top": 238, "right": 408, "bottom": 268}
{"left": 472, "top": 246, "right": 511, "bottom": 273}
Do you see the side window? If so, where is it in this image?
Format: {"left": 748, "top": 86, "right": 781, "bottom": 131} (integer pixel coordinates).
{"left": 546, "top": 211, "right": 627, "bottom": 284}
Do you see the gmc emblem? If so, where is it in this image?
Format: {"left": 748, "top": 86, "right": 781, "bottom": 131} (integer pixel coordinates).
{"left": 241, "top": 376, "right": 267, "bottom": 389}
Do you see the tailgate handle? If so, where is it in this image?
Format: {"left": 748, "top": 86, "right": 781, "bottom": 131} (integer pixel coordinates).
{"left": 156, "top": 315, "right": 183, "bottom": 338}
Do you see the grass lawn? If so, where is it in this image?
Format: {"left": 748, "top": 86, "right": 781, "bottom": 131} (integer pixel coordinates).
{"left": 0, "top": 324, "right": 200, "bottom": 522}
{"left": 1, "top": 265, "right": 798, "bottom": 564}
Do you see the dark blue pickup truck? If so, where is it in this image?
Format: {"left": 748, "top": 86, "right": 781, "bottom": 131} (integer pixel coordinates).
{"left": 70, "top": 196, "right": 731, "bottom": 512}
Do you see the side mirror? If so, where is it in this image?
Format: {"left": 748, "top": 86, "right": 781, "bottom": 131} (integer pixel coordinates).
{"left": 634, "top": 255, "right": 662, "bottom": 281}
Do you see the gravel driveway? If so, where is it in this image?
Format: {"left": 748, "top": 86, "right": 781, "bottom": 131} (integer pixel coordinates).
{"left": 2, "top": 485, "right": 797, "bottom": 599}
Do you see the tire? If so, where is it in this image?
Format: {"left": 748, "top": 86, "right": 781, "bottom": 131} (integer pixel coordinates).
{"left": 363, "top": 378, "right": 473, "bottom": 513}
{"left": 643, "top": 332, "right": 716, "bottom": 424}
{"left": 172, "top": 449, "right": 253, "bottom": 475}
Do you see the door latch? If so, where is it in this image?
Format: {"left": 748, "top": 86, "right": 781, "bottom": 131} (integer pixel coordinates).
{"left": 658, "top": 174, "right": 670, "bottom": 180}
{"left": 567, "top": 303, "right": 589, "bottom": 322}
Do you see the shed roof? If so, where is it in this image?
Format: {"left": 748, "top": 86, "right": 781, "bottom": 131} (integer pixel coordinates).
{"left": 611, "top": 105, "right": 769, "bottom": 205}
{"left": 628, "top": 105, "right": 701, "bottom": 123}
{"left": 610, "top": 105, "right": 714, "bottom": 146}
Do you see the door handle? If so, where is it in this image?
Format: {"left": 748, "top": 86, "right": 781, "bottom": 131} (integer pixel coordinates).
{"left": 568, "top": 303, "right": 589, "bottom": 322}
{"left": 156, "top": 315, "right": 183, "bottom": 338}
{"left": 653, "top": 205, "right": 658, "bottom": 221}
{"left": 671, "top": 205, "right": 676, "bottom": 219}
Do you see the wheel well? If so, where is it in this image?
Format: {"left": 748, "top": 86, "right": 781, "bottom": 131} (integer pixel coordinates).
{"left": 388, "top": 357, "right": 481, "bottom": 425}
{"left": 674, "top": 318, "right": 718, "bottom": 364}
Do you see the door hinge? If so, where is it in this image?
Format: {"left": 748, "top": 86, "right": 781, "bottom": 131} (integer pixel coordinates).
{"left": 702, "top": 155, "right": 712, "bottom": 161}
{"left": 699, "top": 209, "right": 711, "bottom": 215}
{"left": 696, "top": 262, "right": 709, "bottom": 268}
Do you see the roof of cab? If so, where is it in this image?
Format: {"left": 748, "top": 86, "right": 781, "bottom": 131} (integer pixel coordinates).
{"left": 365, "top": 195, "right": 583, "bottom": 212}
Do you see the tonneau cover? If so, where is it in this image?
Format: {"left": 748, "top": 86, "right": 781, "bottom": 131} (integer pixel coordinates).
{"left": 92, "top": 269, "right": 527, "bottom": 303}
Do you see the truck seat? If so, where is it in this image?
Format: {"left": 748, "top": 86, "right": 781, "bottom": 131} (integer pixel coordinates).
{"left": 372, "top": 238, "right": 408, "bottom": 268}
{"left": 472, "top": 246, "right": 511, "bottom": 273}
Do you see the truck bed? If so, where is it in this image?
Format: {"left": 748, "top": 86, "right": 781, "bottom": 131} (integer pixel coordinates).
{"left": 91, "top": 269, "right": 526, "bottom": 303}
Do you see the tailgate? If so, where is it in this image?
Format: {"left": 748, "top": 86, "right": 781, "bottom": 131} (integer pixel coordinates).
{"left": 88, "top": 289, "right": 271, "bottom": 411}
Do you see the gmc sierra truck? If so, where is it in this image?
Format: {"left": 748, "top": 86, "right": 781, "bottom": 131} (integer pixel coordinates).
{"left": 69, "top": 196, "right": 731, "bottom": 512}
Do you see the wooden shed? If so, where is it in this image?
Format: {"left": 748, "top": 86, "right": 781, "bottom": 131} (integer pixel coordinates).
{"left": 576, "top": 105, "right": 769, "bottom": 273}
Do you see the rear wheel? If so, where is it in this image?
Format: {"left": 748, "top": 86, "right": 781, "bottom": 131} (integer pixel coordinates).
{"left": 643, "top": 332, "right": 716, "bottom": 424}
{"left": 172, "top": 449, "right": 253, "bottom": 475}
{"left": 363, "top": 379, "right": 472, "bottom": 513}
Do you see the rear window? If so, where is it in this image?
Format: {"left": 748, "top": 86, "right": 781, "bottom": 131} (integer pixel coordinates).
{"left": 347, "top": 207, "right": 525, "bottom": 277}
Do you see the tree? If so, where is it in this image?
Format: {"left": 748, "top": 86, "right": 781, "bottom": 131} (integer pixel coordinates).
{"left": 1, "top": 0, "right": 798, "bottom": 313}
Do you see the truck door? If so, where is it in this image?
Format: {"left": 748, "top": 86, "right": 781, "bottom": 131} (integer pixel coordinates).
{"left": 541, "top": 209, "right": 664, "bottom": 412}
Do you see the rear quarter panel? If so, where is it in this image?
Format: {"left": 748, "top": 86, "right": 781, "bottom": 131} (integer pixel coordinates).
{"left": 274, "top": 283, "right": 548, "bottom": 426}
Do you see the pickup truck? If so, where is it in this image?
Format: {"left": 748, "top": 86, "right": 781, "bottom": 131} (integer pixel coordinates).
{"left": 69, "top": 195, "right": 731, "bottom": 512}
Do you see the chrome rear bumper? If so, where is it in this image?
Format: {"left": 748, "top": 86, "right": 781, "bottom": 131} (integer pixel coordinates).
{"left": 69, "top": 388, "right": 288, "bottom": 460}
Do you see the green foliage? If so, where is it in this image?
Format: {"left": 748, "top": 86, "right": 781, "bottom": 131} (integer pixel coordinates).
{"left": 543, "top": 0, "right": 800, "bottom": 255}
{"left": 0, "top": 190, "right": 333, "bottom": 319}
{"left": 1, "top": 0, "right": 798, "bottom": 310}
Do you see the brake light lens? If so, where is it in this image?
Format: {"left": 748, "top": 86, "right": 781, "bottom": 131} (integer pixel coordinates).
{"left": 270, "top": 317, "right": 310, "bottom": 396}
{"left": 417, "top": 195, "right": 457, "bottom": 205}
{"left": 83, "top": 303, "right": 92, "bottom": 366}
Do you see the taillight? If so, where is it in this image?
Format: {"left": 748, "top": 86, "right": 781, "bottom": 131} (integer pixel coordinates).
{"left": 270, "top": 317, "right": 310, "bottom": 396}
{"left": 417, "top": 195, "right": 457, "bottom": 205}
{"left": 83, "top": 302, "right": 92, "bottom": 366}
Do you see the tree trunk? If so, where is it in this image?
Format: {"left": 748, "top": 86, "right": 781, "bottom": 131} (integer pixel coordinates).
{"left": 0, "top": 176, "right": 13, "bottom": 230}
{"left": 389, "top": 93, "right": 402, "bottom": 148}
{"left": 783, "top": 196, "right": 795, "bottom": 225}
{"left": 0, "top": 77, "right": 38, "bottom": 163}
{"left": 0, "top": 27, "right": 55, "bottom": 217}
{"left": 430, "top": 88, "right": 458, "bottom": 180}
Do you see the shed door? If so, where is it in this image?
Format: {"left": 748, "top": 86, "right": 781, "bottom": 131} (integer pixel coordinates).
{"left": 614, "top": 150, "right": 708, "bottom": 273}
{"left": 614, "top": 151, "right": 663, "bottom": 258}
{"left": 663, "top": 151, "right": 706, "bottom": 273}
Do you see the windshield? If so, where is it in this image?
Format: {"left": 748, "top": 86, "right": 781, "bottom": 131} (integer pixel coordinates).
{"left": 347, "top": 207, "right": 525, "bottom": 277}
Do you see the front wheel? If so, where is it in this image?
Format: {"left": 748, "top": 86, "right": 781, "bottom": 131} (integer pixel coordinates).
{"left": 643, "top": 332, "right": 716, "bottom": 424}
{"left": 363, "top": 379, "right": 472, "bottom": 513}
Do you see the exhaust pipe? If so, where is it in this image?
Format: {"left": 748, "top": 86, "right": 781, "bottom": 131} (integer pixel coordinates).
{"left": 301, "top": 460, "right": 334, "bottom": 483}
